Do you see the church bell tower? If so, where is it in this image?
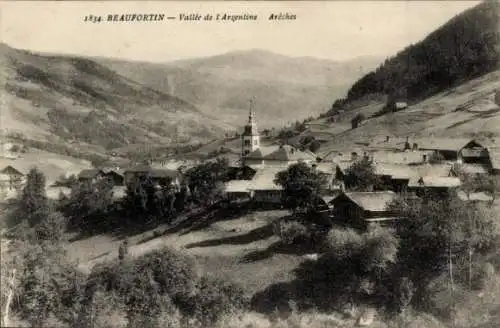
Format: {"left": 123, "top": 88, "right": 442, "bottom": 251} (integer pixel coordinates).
{"left": 241, "top": 99, "right": 260, "bottom": 156}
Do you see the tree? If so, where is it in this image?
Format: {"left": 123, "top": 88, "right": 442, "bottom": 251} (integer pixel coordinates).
{"left": 351, "top": 113, "right": 364, "bottom": 129}
{"left": 388, "top": 193, "right": 498, "bottom": 315}
{"left": 309, "top": 140, "right": 321, "bottom": 153}
{"left": 362, "top": 225, "right": 399, "bottom": 281}
{"left": 429, "top": 151, "right": 445, "bottom": 164}
{"left": 34, "top": 211, "right": 67, "bottom": 244}
{"left": 16, "top": 241, "right": 84, "bottom": 327}
{"left": 344, "top": 157, "right": 382, "bottom": 191}
{"left": 454, "top": 165, "right": 496, "bottom": 201}
{"left": 17, "top": 168, "right": 49, "bottom": 227}
{"left": 274, "top": 162, "right": 328, "bottom": 214}
{"left": 54, "top": 174, "right": 78, "bottom": 188}
{"left": 185, "top": 158, "right": 230, "bottom": 206}
{"left": 63, "top": 178, "right": 114, "bottom": 230}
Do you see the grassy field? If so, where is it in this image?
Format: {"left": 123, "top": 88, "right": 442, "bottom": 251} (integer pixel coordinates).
{"left": 0, "top": 148, "right": 92, "bottom": 185}
{"left": 69, "top": 208, "right": 303, "bottom": 296}
{"left": 302, "top": 70, "right": 500, "bottom": 154}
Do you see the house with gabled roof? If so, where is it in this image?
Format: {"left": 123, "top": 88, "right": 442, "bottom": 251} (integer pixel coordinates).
{"left": 78, "top": 168, "right": 125, "bottom": 186}
{"left": 263, "top": 144, "right": 316, "bottom": 165}
{"left": 368, "top": 136, "right": 408, "bottom": 152}
{"left": 0, "top": 164, "right": 27, "bottom": 192}
{"left": 412, "top": 137, "right": 487, "bottom": 163}
{"left": 329, "top": 191, "right": 400, "bottom": 230}
{"left": 246, "top": 166, "right": 285, "bottom": 204}
{"left": 124, "top": 164, "right": 182, "bottom": 189}
{"left": 407, "top": 176, "right": 462, "bottom": 197}
{"left": 243, "top": 146, "right": 276, "bottom": 166}
{"left": 223, "top": 180, "right": 252, "bottom": 201}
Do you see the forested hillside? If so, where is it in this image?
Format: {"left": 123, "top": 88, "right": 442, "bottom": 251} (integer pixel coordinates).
{"left": 328, "top": 0, "right": 499, "bottom": 113}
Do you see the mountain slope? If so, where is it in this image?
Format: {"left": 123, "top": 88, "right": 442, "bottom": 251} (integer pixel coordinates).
{"left": 96, "top": 50, "right": 382, "bottom": 128}
{"left": 300, "top": 1, "right": 500, "bottom": 155}
{"left": 337, "top": 0, "right": 499, "bottom": 109}
{"left": 0, "top": 43, "right": 233, "bottom": 153}
{"left": 314, "top": 69, "right": 500, "bottom": 155}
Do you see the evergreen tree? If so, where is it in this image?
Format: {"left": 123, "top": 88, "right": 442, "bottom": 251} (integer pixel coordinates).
{"left": 17, "top": 168, "right": 49, "bottom": 227}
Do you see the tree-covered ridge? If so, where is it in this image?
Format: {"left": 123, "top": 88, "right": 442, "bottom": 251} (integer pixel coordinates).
{"left": 334, "top": 1, "right": 499, "bottom": 112}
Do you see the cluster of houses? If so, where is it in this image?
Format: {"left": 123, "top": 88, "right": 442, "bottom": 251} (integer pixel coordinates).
{"left": 71, "top": 164, "right": 184, "bottom": 200}
{"left": 0, "top": 158, "right": 185, "bottom": 202}
{"left": 220, "top": 109, "right": 500, "bottom": 229}
{"left": 1, "top": 108, "right": 500, "bottom": 231}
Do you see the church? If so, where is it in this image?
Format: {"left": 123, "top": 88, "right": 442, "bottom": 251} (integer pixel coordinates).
{"left": 223, "top": 104, "right": 336, "bottom": 204}
{"left": 239, "top": 105, "right": 316, "bottom": 168}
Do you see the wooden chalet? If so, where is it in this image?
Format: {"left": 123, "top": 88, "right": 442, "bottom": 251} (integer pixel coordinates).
{"left": 78, "top": 168, "right": 125, "bottom": 186}
{"left": 407, "top": 176, "right": 461, "bottom": 197}
{"left": 329, "top": 191, "right": 400, "bottom": 230}
{"left": 223, "top": 180, "right": 252, "bottom": 202}
{"left": 247, "top": 166, "right": 284, "bottom": 205}
{"left": 124, "top": 165, "right": 182, "bottom": 189}
{"left": 412, "top": 137, "right": 487, "bottom": 163}
{"left": 0, "top": 165, "right": 26, "bottom": 191}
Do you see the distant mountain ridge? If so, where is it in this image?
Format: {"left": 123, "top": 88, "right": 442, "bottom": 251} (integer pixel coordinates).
{"left": 96, "top": 50, "right": 383, "bottom": 128}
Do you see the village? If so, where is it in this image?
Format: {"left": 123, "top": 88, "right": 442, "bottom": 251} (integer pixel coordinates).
{"left": 1, "top": 106, "right": 499, "bottom": 232}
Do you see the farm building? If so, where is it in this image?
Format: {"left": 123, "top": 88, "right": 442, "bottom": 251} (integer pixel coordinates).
{"left": 246, "top": 166, "right": 284, "bottom": 205}
{"left": 412, "top": 138, "right": 488, "bottom": 163}
{"left": 124, "top": 165, "right": 182, "bottom": 189}
{"left": 0, "top": 165, "right": 26, "bottom": 191}
{"left": 223, "top": 180, "right": 252, "bottom": 201}
{"left": 407, "top": 176, "right": 462, "bottom": 197}
{"left": 78, "top": 168, "right": 125, "bottom": 186}
{"left": 329, "top": 191, "right": 400, "bottom": 230}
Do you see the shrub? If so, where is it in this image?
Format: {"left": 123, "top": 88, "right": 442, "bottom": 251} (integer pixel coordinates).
{"left": 471, "top": 262, "right": 495, "bottom": 290}
{"left": 325, "top": 227, "right": 364, "bottom": 259}
{"left": 183, "top": 276, "right": 249, "bottom": 326}
{"left": 428, "top": 152, "right": 445, "bottom": 164}
{"left": 33, "top": 211, "right": 67, "bottom": 243}
{"left": 308, "top": 140, "right": 321, "bottom": 153}
{"left": 275, "top": 221, "right": 311, "bottom": 245}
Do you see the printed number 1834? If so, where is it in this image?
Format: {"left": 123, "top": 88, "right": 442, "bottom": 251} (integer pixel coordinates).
{"left": 84, "top": 15, "right": 103, "bottom": 23}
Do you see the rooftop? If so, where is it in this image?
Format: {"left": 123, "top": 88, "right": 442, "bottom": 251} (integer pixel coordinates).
{"left": 124, "top": 165, "right": 181, "bottom": 178}
{"left": 333, "top": 191, "right": 398, "bottom": 212}
{"left": 408, "top": 176, "right": 462, "bottom": 188}
{"left": 223, "top": 180, "right": 252, "bottom": 193}
{"left": 413, "top": 137, "right": 478, "bottom": 151}
{"left": 264, "top": 145, "right": 316, "bottom": 162}
{"left": 245, "top": 146, "right": 276, "bottom": 160}
{"left": 78, "top": 169, "right": 101, "bottom": 179}
{"left": 457, "top": 191, "right": 493, "bottom": 202}
{"left": 247, "top": 166, "right": 285, "bottom": 191}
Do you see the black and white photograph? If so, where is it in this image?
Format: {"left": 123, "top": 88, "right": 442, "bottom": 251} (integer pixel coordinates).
{"left": 0, "top": 1, "right": 499, "bottom": 327}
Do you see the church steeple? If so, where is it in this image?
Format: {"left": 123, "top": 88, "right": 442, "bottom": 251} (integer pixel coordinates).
{"left": 248, "top": 100, "right": 255, "bottom": 124}
{"left": 241, "top": 98, "right": 260, "bottom": 156}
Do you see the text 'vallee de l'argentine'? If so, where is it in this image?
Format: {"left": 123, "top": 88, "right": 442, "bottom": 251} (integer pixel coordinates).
{"left": 83, "top": 12, "right": 296, "bottom": 23}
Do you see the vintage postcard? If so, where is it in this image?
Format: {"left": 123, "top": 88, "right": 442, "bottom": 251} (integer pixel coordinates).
{"left": 0, "top": 1, "right": 499, "bottom": 327}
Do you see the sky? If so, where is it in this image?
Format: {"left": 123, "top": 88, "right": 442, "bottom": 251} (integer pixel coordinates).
{"left": 1, "top": 1, "right": 481, "bottom": 63}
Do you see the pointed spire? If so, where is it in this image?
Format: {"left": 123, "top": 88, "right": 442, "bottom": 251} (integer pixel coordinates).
{"left": 248, "top": 98, "right": 255, "bottom": 124}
